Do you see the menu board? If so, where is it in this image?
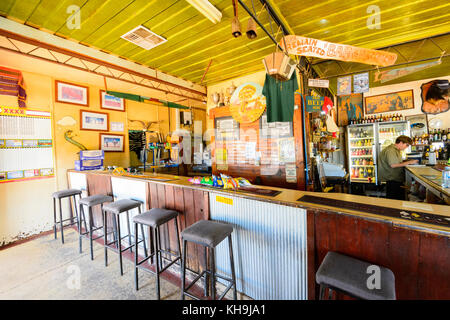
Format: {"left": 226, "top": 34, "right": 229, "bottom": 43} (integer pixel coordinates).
{"left": 0, "top": 106, "right": 54, "bottom": 183}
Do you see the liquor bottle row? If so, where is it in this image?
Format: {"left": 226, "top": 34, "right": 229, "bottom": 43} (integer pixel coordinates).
{"left": 351, "top": 158, "right": 374, "bottom": 166}
{"left": 413, "top": 129, "right": 450, "bottom": 145}
{"left": 350, "top": 139, "right": 373, "bottom": 147}
{"left": 351, "top": 167, "right": 375, "bottom": 179}
{"left": 350, "top": 149, "right": 373, "bottom": 156}
{"left": 349, "top": 113, "right": 404, "bottom": 125}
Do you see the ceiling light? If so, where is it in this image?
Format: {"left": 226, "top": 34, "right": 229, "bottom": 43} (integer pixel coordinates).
{"left": 186, "top": 0, "right": 222, "bottom": 24}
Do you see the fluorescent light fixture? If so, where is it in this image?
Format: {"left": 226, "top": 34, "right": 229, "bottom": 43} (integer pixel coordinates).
{"left": 186, "top": 0, "right": 222, "bottom": 24}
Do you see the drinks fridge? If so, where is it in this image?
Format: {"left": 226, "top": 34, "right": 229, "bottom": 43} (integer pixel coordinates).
{"left": 346, "top": 121, "right": 410, "bottom": 184}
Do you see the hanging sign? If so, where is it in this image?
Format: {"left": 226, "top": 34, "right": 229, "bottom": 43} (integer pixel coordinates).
{"left": 308, "top": 78, "right": 329, "bottom": 88}
{"left": 229, "top": 82, "right": 266, "bottom": 123}
{"left": 353, "top": 72, "right": 369, "bottom": 93}
{"left": 279, "top": 35, "right": 397, "bottom": 66}
{"left": 305, "top": 95, "right": 324, "bottom": 112}
{"left": 374, "top": 60, "right": 441, "bottom": 83}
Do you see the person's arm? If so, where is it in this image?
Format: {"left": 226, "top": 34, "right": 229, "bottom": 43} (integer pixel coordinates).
{"left": 390, "top": 159, "right": 418, "bottom": 168}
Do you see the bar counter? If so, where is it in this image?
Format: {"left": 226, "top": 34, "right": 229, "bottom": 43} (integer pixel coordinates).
{"left": 68, "top": 169, "right": 450, "bottom": 300}
{"left": 406, "top": 165, "right": 450, "bottom": 205}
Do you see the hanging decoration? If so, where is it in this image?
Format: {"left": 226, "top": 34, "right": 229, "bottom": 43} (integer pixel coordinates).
{"left": 0, "top": 66, "right": 27, "bottom": 108}
{"left": 374, "top": 60, "right": 442, "bottom": 83}
{"left": 279, "top": 35, "right": 397, "bottom": 66}
{"left": 106, "top": 91, "right": 189, "bottom": 109}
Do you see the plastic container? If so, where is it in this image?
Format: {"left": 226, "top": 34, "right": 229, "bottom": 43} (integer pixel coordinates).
{"left": 443, "top": 166, "right": 450, "bottom": 188}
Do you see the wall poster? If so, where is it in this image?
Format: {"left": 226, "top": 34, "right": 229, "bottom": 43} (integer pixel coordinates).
{"left": 337, "top": 93, "right": 363, "bottom": 126}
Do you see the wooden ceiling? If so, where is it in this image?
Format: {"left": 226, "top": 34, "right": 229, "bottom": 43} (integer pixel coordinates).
{"left": 0, "top": 0, "right": 449, "bottom": 88}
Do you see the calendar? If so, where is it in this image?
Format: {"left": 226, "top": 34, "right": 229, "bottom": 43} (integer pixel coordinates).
{"left": 0, "top": 106, "right": 54, "bottom": 183}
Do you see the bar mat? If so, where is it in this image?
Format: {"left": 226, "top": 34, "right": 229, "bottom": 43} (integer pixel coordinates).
{"left": 238, "top": 186, "right": 282, "bottom": 197}
{"left": 297, "top": 195, "right": 450, "bottom": 227}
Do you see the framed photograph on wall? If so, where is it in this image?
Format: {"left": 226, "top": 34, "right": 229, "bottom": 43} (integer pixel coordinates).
{"left": 405, "top": 114, "right": 428, "bottom": 137}
{"left": 100, "top": 90, "right": 126, "bottom": 112}
{"left": 364, "top": 89, "right": 414, "bottom": 114}
{"left": 337, "top": 93, "right": 363, "bottom": 126}
{"left": 55, "top": 80, "right": 89, "bottom": 106}
{"left": 80, "top": 110, "right": 109, "bottom": 131}
{"left": 99, "top": 133, "right": 124, "bottom": 152}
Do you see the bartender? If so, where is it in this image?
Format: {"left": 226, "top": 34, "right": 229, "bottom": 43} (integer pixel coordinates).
{"left": 378, "top": 135, "right": 418, "bottom": 200}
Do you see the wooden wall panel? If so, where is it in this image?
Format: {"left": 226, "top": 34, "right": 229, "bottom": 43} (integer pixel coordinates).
{"left": 308, "top": 209, "right": 450, "bottom": 300}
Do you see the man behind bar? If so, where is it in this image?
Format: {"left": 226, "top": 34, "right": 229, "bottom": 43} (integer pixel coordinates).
{"left": 378, "top": 135, "right": 418, "bottom": 200}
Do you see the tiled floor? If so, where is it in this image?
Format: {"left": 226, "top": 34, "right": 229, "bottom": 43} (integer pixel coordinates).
{"left": 0, "top": 228, "right": 184, "bottom": 300}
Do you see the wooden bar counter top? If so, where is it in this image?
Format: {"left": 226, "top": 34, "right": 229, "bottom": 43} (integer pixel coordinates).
{"left": 68, "top": 169, "right": 450, "bottom": 300}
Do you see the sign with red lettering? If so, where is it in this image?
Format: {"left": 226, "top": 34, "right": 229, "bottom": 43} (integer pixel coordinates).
{"left": 279, "top": 35, "right": 397, "bottom": 67}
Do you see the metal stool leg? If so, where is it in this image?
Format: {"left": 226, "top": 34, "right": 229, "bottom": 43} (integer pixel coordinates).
{"left": 104, "top": 210, "right": 108, "bottom": 267}
{"left": 79, "top": 203, "right": 84, "bottom": 253}
{"left": 204, "top": 246, "right": 209, "bottom": 297}
{"left": 154, "top": 226, "right": 161, "bottom": 300}
{"left": 228, "top": 235, "right": 237, "bottom": 300}
{"left": 53, "top": 198, "right": 57, "bottom": 239}
{"left": 126, "top": 210, "right": 132, "bottom": 253}
{"left": 116, "top": 214, "right": 123, "bottom": 276}
{"left": 59, "top": 198, "right": 64, "bottom": 244}
{"left": 88, "top": 206, "right": 94, "bottom": 260}
{"left": 138, "top": 205, "right": 148, "bottom": 257}
{"left": 210, "top": 247, "right": 216, "bottom": 300}
{"left": 134, "top": 222, "right": 139, "bottom": 291}
{"left": 319, "top": 285, "right": 325, "bottom": 300}
{"left": 181, "top": 239, "right": 187, "bottom": 300}
{"left": 72, "top": 194, "right": 79, "bottom": 229}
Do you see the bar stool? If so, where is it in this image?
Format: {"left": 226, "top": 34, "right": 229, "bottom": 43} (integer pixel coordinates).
{"left": 78, "top": 194, "right": 113, "bottom": 260}
{"left": 181, "top": 220, "right": 237, "bottom": 300}
{"left": 52, "top": 188, "right": 82, "bottom": 244}
{"left": 132, "top": 208, "right": 182, "bottom": 300}
{"left": 316, "top": 251, "right": 396, "bottom": 300}
{"left": 102, "top": 199, "right": 148, "bottom": 275}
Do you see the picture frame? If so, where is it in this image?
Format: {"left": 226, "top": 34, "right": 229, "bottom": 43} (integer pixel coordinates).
{"left": 405, "top": 114, "right": 428, "bottom": 137}
{"left": 99, "top": 133, "right": 124, "bottom": 152}
{"left": 214, "top": 116, "right": 240, "bottom": 141}
{"left": 100, "top": 90, "right": 126, "bottom": 112}
{"left": 55, "top": 80, "right": 89, "bottom": 106}
{"left": 80, "top": 110, "right": 109, "bottom": 131}
{"left": 337, "top": 93, "right": 363, "bottom": 126}
{"left": 364, "top": 89, "right": 414, "bottom": 114}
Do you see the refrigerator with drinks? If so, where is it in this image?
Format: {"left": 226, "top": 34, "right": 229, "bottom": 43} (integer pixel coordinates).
{"left": 346, "top": 120, "right": 411, "bottom": 184}
{"left": 347, "top": 123, "right": 377, "bottom": 184}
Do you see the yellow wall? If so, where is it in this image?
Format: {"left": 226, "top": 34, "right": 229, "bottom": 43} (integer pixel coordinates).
{"left": 0, "top": 49, "right": 205, "bottom": 246}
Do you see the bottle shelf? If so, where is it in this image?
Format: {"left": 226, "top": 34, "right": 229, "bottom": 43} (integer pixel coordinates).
{"left": 350, "top": 146, "right": 373, "bottom": 149}
{"left": 349, "top": 137, "right": 374, "bottom": 140}
{"left": 350, "top": 155, "right": 373, "bottom": 158}
{"left": 350, "top": 165, "right": 375, "bottom": 167}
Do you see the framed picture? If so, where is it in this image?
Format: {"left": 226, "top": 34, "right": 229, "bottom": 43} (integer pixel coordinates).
{"left": 99, "top": 133, "right": 124, "bottom": 152}
{"left": 405, "top": 114, "right": 428, "bottom": 137}
{"left": 337, "top": 76, "right": 352, "bottom": 96}
{"left": 337, "top": 93, "right": 363, "bottom": 126}
{"left": 100, "top": 90, "right": 126, "bottom": 112}
{"left": 365, "top": 89, "right": 414, "bottom": 114}
{"left": 80, "top": 110, "right": 109, "bottom": 131}
{"left": 55, "top": 80, "right": 89, "bottom": 106}
{"left": 420, "top": 79, "right": 449, "bottom": 114}
{"left": 214, "top": 116, "right": 239, "bottom": 141}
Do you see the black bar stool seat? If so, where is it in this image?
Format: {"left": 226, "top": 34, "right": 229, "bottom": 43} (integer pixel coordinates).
{"left": 103, "top": 198, "right": 147, "bottom": 276}
{"left": 78, "top": 194, "right": 113, "bottom": 260}
{"left": 316, "top": 251, "right": 396, "bottom": 300}
{"left": 52, "top": 189, "right": 82, "bottom": 199}
{"left": 133, "top": 208, "right": 181, "bottom": 300}
{"left": 181, "top": 220, "right": 237, "bottom": 300}
{"left": 52, "top": 188, "right": 82, "bottom": 244}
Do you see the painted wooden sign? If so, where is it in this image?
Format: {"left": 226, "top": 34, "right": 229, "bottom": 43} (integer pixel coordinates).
{"left": 374, "top": 60, "right": 441, "bottom": 83}
{"left": 229, "top": 82, "right": 266, "bottom": 124}
{"left": 305, "top": 95, "right": 324, "bottom": 112}
{"left": 308, "top": 78, "right": 329, "bottom": 88}
{"left": 280, "top": 35, "right": 397, "bottom": 66}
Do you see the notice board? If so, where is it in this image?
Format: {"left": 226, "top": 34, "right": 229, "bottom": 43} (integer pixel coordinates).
{"left": 0, "top": 106, "right": 54, "bottom": 183}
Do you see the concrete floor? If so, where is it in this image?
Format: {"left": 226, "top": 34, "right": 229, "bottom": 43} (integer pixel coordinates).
{"left": 0, "top": 228, "right": 184, "bottom": 300}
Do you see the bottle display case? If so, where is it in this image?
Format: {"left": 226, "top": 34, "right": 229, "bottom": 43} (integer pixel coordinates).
{"left": 347, "top": 123, "right": 377, "bottom": 184}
